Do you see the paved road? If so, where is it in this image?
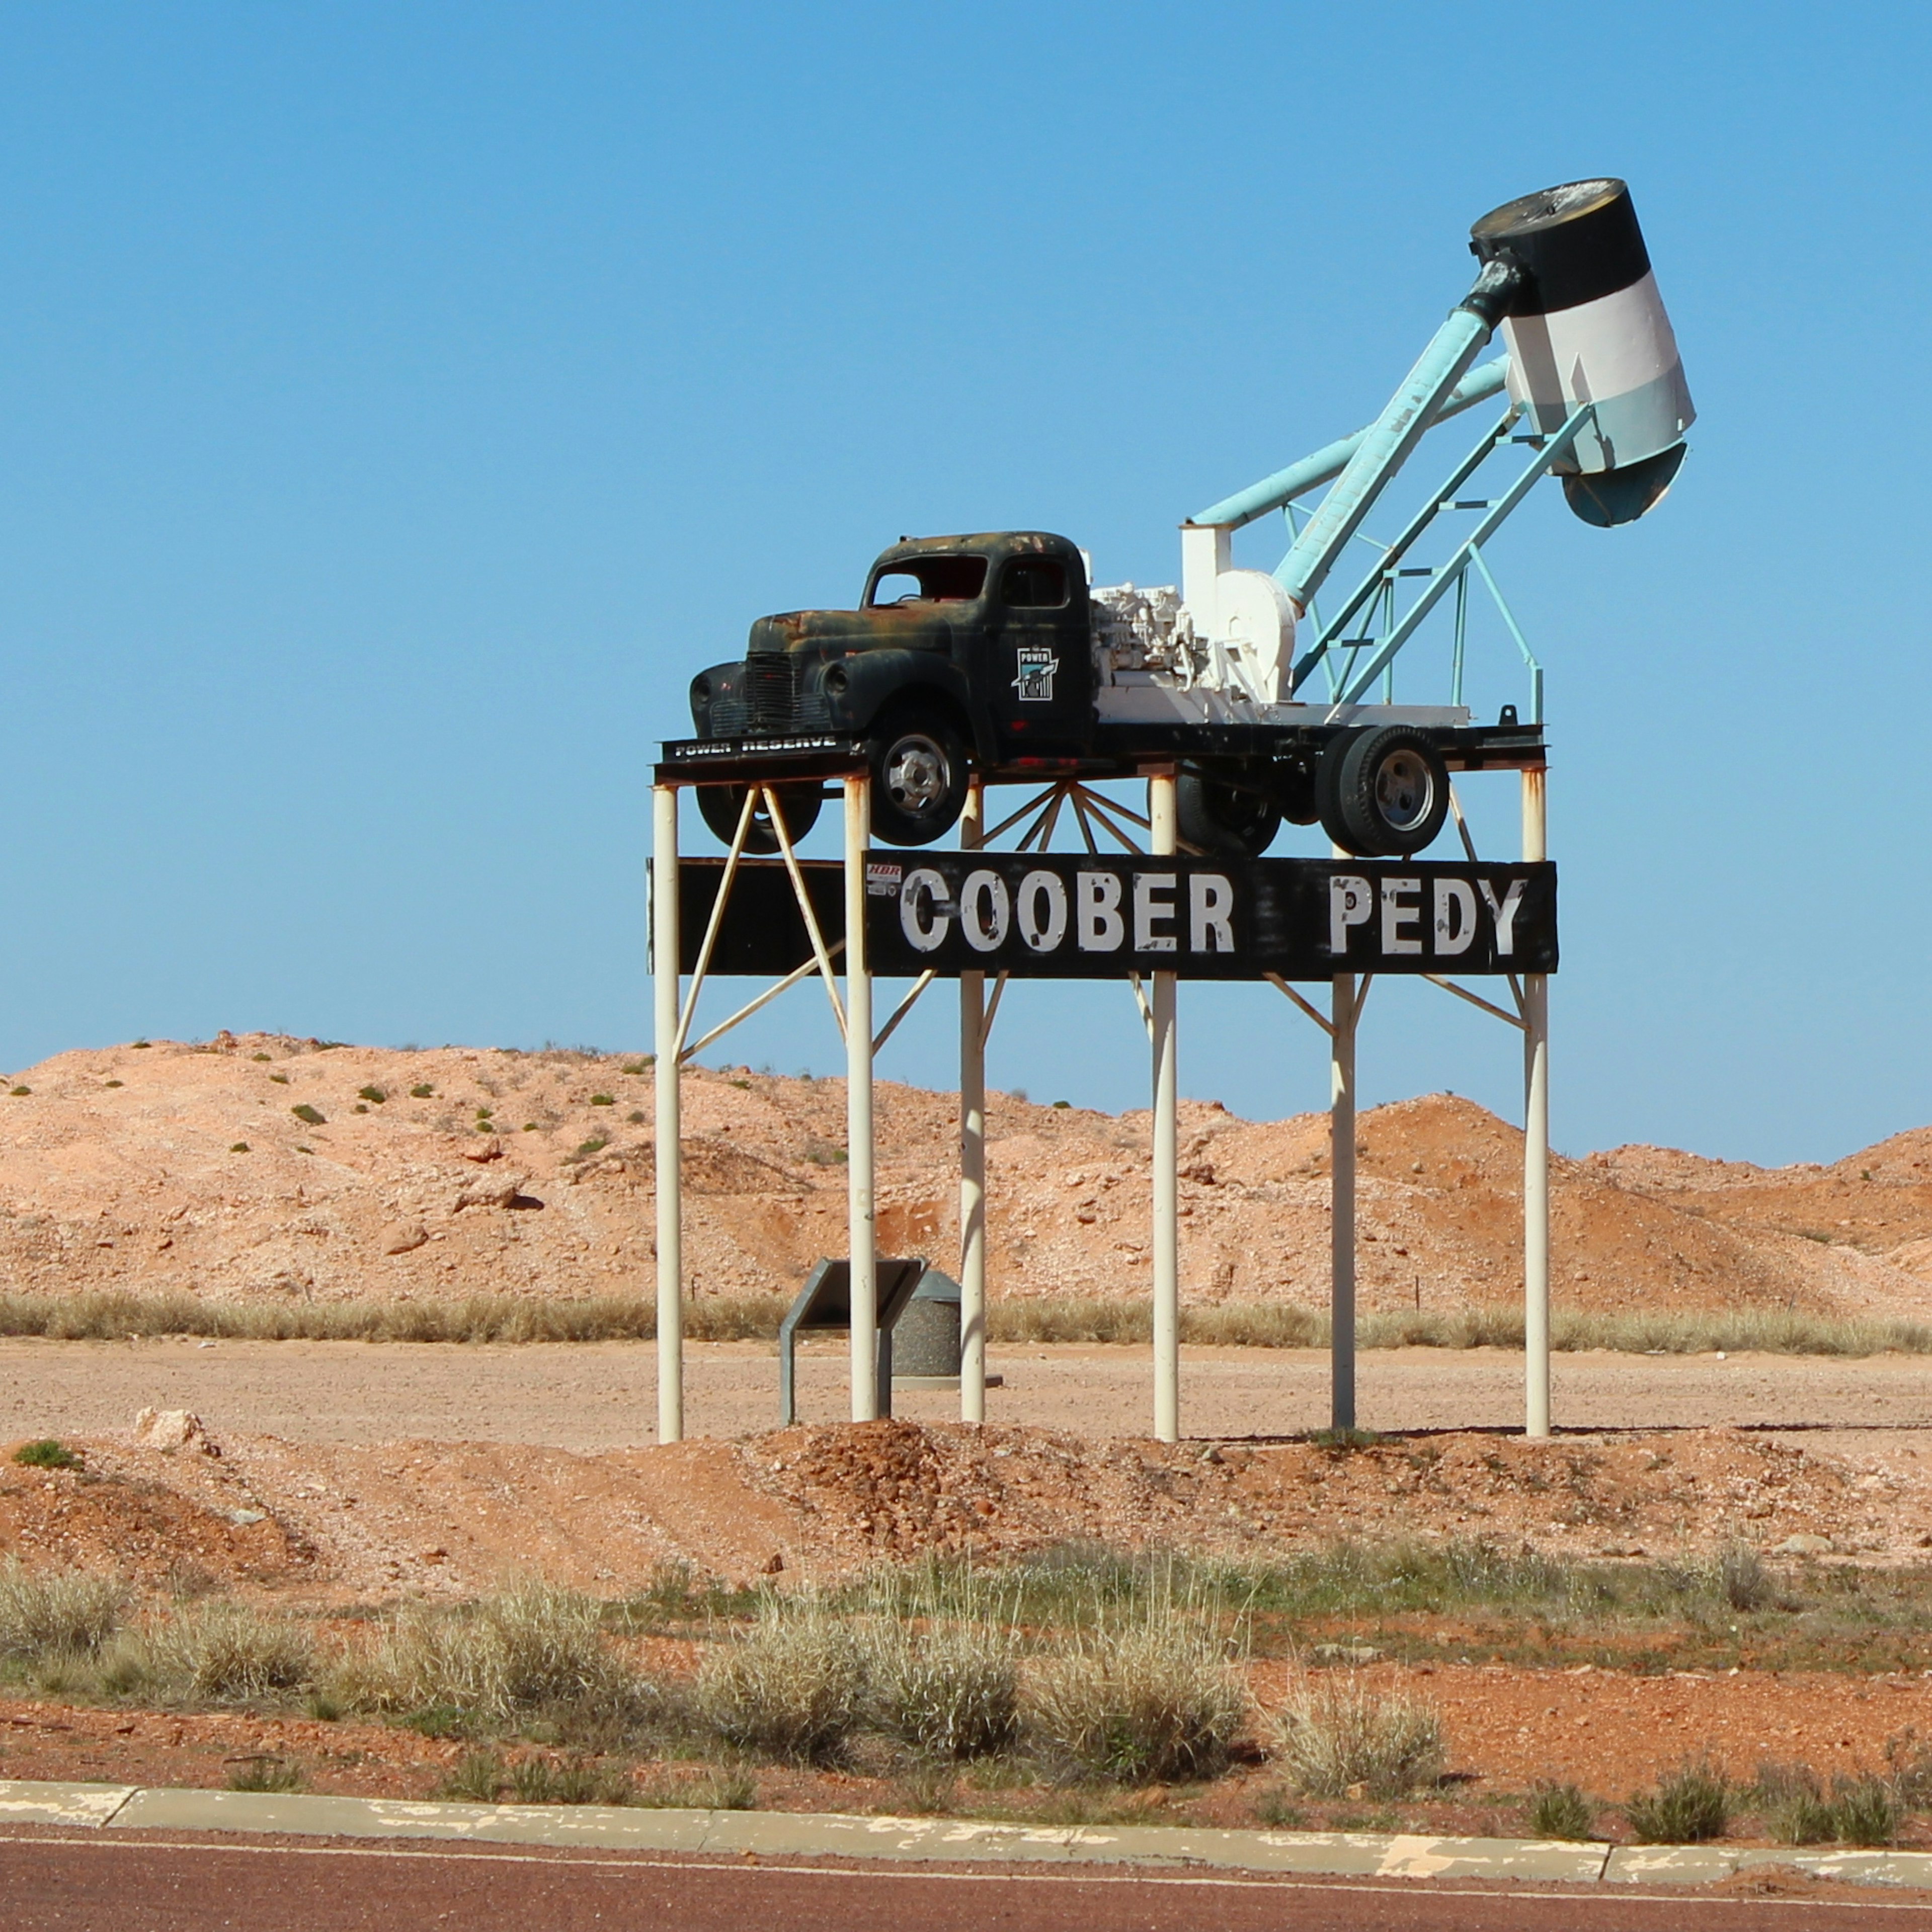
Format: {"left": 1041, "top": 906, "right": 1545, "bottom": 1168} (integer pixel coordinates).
{"left": 5, "top": 1337, "right": 1932, "bottom": 1449}
{"left": 5, "top": 1836, "right": 1929, "bottom": 1931}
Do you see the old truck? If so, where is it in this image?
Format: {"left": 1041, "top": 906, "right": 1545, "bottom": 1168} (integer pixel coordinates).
{"left": 671, "top": 179, "right": 1693, "bottom": 860}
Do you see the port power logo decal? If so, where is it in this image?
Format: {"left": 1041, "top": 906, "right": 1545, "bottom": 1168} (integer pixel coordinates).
{"left": 1011, "top": 646, "right": 1057, "bottom": 701}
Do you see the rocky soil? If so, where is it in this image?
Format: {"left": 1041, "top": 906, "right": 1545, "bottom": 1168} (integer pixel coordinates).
{"left": 2, "top": 1033, "right": 1931, "bottom": 1323}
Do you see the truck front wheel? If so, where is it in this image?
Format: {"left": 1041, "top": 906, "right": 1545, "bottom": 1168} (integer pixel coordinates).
{"left": 695, "top": 783, "right": 824, "bottom": 854}
{"left": 1318, "top": 727, "right": 1451, "bottom": 856}
{"left": 867, "top": 708, "right": 969, "bottom": 846}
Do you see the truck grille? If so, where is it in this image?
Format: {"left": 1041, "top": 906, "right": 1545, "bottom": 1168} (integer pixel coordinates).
{"left": 744, "top": 655, "right": 798, "bottom": 734}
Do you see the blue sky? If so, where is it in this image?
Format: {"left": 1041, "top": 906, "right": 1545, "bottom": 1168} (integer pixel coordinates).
{"left": 0, "top": 2, "right": 1924, "bottom": 1164}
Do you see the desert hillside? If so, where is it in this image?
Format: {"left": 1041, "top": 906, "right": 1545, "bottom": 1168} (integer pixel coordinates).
{"left": 1, "top": 1032, "right": 1929, "bottom": 1321}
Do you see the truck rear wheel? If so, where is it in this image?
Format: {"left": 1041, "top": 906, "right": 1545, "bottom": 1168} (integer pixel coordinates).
{"left": 1177, "top": 769, "right": 1282, "bottom": 857}
{"left": 694, "top": 782, "right": 824, "bottom": 854}
{"left": 867, "top": 708, "right": 969, "bottom": 846}
{"left": 1318, "top": 727, "right": 1451, "bottom": 856}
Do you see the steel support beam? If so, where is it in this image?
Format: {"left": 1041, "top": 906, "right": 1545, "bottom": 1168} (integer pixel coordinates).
{"left": 652, "top": 784, "right": 683, "bottom": 1445}
{"left": 958, "top": 778, "right": 988, "bottom": 1425}
{"left": 1330, "top": 969, "right": 1357, "bottom": 1433}
{"left": 844, "top": 775, "right": 877, "bottom": 1422}
{"left": 1150, "top": 770, "right": 1180, "bottom": 1443}
{"left": 1522, "top": 765, "right": 1551, "bottom": 1438}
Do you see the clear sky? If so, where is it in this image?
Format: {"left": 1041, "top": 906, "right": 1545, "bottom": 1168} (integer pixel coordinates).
{"left": 0, "top": 2, "right": 1923, "bottom": 1165}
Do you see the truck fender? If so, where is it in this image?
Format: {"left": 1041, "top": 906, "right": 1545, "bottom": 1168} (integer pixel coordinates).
{"left": 840, "top": 649, "right": 981, "bottom": 753}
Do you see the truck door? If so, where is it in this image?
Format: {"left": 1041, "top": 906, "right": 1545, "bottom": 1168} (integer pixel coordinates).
{"left": 986, "top": 553, "right": 1093, "bottom": 758}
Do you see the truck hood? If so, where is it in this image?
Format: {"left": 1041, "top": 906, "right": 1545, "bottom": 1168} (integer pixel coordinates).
{"left": 748, "top": 606, "right": 956, "bottom": 657}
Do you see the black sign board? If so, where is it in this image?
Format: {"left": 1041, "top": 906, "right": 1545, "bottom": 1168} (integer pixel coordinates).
{"left": 664, "top": 853, "right": 1555, "bottom": 982}
{"left": 866, "top": 852, "right": 1555, "bottom": 979}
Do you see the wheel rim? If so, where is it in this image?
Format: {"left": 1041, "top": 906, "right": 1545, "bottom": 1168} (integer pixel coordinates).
{"left": 1373, "top": 749, "right": 1436, "bottom": 833}
{"left": 886, "top": 735, "right": 948, "bottom": 815}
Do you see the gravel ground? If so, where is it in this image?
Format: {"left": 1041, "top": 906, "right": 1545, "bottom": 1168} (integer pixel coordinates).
{"left": 5, "top": 1337, "right": 1932, "bottom": 1450}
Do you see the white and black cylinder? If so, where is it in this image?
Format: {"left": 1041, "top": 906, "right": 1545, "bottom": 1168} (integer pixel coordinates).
{"left": 1471, "top": 178, "right": 1695, "bottom": 525}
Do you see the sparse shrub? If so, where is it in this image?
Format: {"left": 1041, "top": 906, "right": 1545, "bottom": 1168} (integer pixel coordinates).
{"left": 410, "top": 1084, "right": 435, "bottom": 1099}
{"left": 1625, "top": 1760, "right": 1731, "bottom": 1843}
{"left": 438, "top": 1750, "right": 506, "bottom": 1801}
{"left": 104, "top": 1080, "right": 123, "bottom": 1089}
{"left": 8, "top": 1087, "right": 28, "bottom": 1097}
{"left": 251, "top": 1054, "right": 272, "bottom": 1063}
{"left": 1252, "top": 1786, "right": 1305, "bottom": 1829}
{"left": 1528, "top": 1782, "right": 1595, "bottom": 1841}
{"left": 0, "top": 1560, "right": 126, "bottom": 1661}
{"left": 1268, "top": 1674, "right": 1444, "bottom": 1799}
{"left": 1027, "top": 1611, "right": 1247, "bottom": 1784}
{"left": 226, "top": 1756, "right": 304, "bottom": 1793}
{"left": 1885, "top": 1730, "right": 1932, "bottom": 1808}
{"left": 634, "top": 1764, "right": 757, "bottom": 1810}
{"left": 695, "top": 1595, "right": 867, "bottom": 1764}
{"left": 1831, "top": 1774, "right": 1903, "bottom": 1846}
{"left": 229, "top": 1143, "right": 250, "bottom": 1154}
{"left": 290, "top": 1103, "right": 325, "bottom": 1125}
{"left": 358, "top": 1086, "right": 385, "bottom": 1104}
{"left": 868, "top": 1617, "right": 1019, "bottom": 1759}
{"left": 335, "top": 1582, "right": 630, "bottom": 1723}
{"left": 627, "top": 1110, "right": 646, "bottom": 1124}
{"left": 14, "top": 1439, "right": 82, "bottom": 1470}
{"left": 589, "top": 1094, "right": 615, "bottom": 1107}
{"left": 574, "top": 1136, "right": 609, "bottom": 1158}
{"left": 152, "top": 1602, "right": 315, "bottom": 1702}
{"left": 621, "top": 1061, "right": 651, "bottom": 1076}
{"left": 1309, "top": 1427, "right": 1383, "bottom": 1453}
{"left": 508, "top": 1753, "right": 636, "bottom": 1806}
{"left": 1716, "top": 1542, "right": 1774, "bottom": 1613}
{"left": 269, "top": 1074, "right": 289, "bottom": 1085}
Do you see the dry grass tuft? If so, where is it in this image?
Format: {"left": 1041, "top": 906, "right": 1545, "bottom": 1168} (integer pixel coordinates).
{"left": 1267, "top": 1672, "right": 1445, "bottom": 1799}
{"left": 1026, "top": 1608, "right": 1248, "bottom": 1785}
{"left": 0, "top": 1560, "right": 126, "bottom": 1662}
{"left": 150, "top": 1601, "right": 316, "bottom": 1702}
{"left": 334, "top": 1581, "right": 631, "bottom": 1722}
{"left": 867, "top": 1617, "right": 1019, "bottom": 1759}
{"left": 694, "top": 1593, "right": 867, "bottom": 1764}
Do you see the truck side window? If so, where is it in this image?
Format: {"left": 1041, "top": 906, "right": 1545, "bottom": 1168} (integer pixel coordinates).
{"left": 1001, "top": 557, "right": 1067, "bottom": 608}
{"left": 869, "top": 557, "right": 988, "bottom": 604}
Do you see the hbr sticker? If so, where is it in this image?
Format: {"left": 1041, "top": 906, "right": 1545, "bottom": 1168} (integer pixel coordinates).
{"left": 866, "top": 861, "right": 903, "bottom": 897}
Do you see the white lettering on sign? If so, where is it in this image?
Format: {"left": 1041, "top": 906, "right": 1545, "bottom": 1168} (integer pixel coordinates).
{"left": 1478, "top": 878, "right": 1525, "bottom": 957}
{"left": 1017, "top": 870, "right": 1068, "bottom": 952}
{"left": 1189, "top": 874, "right": 1235, "bottom": 952}
{"left": 901, "top": 868, "right": 951, "bottom": 952}
{"left": 1077, "top": 870, "right": 1125, "bottom": 951}
{"left": 960, "top": 870, "right": 1010, "bottom": 952}
{"left": 1380, "top": 876, "right": 1422, "bottom": 956}
{"left": 1329, "top": 875, "right": 1374, "bottom": 954}
{"left": 1433, "top": 878, "right": 1477, "bottom": 956}
{"left": 1133, "top": 873, "right": 1177, "bottom": 952}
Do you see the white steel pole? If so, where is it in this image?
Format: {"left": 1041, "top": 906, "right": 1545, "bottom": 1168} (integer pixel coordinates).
{"left": 845, "top": 774, "right": 878, "bottom": 1421}
{"left": 1150, "top": 770, "right": 1180, "bottom": 1444}
{"left": 1330, "top": 968, "right": 1357, "bottom": 1433}
{"left": 958, "top": 778, "right": 987, "bottom": 1424}
{"left": 1522, "top": 764, "right": 1551, "bottom": 1439}
{"left": 651, "top": 783, "right": 684, "bottom": 1446}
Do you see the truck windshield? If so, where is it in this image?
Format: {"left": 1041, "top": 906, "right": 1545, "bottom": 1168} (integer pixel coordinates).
{"left": 869, "top": 556, "right": 988, "bottom": 604}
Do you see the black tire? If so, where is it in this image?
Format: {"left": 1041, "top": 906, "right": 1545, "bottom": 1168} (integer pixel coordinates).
{"left": 867, "top": 707, "right": 970, "bottom": 846}
{"left": 695, "top": 782, "right": 824, "bottom": 854}
{"left": 1321, "top": 726, "right": 1451, "bottom": 856}
{"left": 1177, "top": 769, "right": 1282, "bottom": 857}
{"left": 1274, "top": 757, "right": 1319, "bottom": 826}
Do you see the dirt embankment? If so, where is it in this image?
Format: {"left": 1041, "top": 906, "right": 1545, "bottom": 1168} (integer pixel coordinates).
{"left": 9, "top": 1416, "right": 1926, "bottom": 1602}
{"left": 3, "top": 1034, "right": 1932, "bottom": 1326}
